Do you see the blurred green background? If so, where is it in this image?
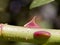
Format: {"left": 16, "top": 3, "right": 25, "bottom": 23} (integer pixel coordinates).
{"left": 0, "top": 0, "right": 59, "bottom": 26}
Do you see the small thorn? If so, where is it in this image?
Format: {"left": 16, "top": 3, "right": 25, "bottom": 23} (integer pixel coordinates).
{"left": 34, "top": 31, "right": 51, "bottom": 39}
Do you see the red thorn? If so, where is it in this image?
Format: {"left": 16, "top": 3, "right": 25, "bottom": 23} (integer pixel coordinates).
{"left": 34, "top": 31, "right": 51, "bottom": 39}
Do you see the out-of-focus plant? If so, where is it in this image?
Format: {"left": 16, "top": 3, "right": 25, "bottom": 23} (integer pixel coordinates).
{"left": 30, "top": 0, "right": 54, "bottom": 9}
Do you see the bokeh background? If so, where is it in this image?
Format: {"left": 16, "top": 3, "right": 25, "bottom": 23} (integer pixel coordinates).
{"left": 0, "top": 0, "right": 59, "bottom": 26}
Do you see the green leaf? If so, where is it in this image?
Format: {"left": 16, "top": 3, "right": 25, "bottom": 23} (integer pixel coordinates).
{"left": 30, "top": 0, "right": 54, "bottom": 9}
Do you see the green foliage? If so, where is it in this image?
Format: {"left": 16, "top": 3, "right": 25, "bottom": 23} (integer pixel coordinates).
{"left": 30, "top": 0, "right": 54, "bottom": 9}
